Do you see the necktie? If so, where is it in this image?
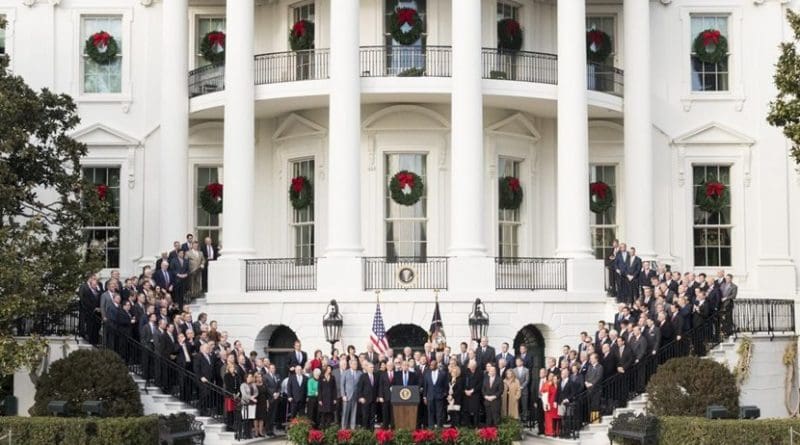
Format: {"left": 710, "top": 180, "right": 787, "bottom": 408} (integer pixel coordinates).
{"left": 490, "top": 376, "right": 494, "bottom": 387}
{"left": 403, "top": 372, "right": 408, "bottom": 386}
{"left": 369, "top": 374, "right": 373, "bottom": 385}
{"left": 389, "top": 371, "right": 393, "bottom": 382}
{"left": 164, "top": 270, "right": 169, "bottom": 285}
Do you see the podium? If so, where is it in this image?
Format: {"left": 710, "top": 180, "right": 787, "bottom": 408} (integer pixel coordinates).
{"left": 391, "top": 386, "right": 420, "bottom": 431}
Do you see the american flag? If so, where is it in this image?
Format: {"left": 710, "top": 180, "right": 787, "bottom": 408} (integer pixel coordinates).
{"left": 369, "top": 303, "right": 390, "bottom": 354}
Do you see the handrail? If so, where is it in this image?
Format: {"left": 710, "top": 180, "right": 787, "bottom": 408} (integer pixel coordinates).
{"left": 494, "top": 257, "right": 567, "bottom": 290}
{"left": 244, "top": 257, "right": 317, "bottom": 292}
{"left": 362, "top": 256, "right": 449, "bottom": 290}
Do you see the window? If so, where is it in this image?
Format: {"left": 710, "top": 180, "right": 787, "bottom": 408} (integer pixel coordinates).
{"left": 291, "top": 2, "right": 315, "bottom": 79}
{"left": 0, "top": 15, "right": 6, "bottom": 56}
{"left": 496, "top": 1, "right": 519, "bottom": 21}
{"left": 82, "top": 16, "right": 122, "bottom": 94}
{"left": 84, "top": 167, "right": 121, "bottom": 268}
{"left": 385, "top": 153, "right": 427, "bottom": 260}
{"left": 196, "top": 167, "right": 221, "bottom": 245}
{"left": 292, "top": 1, "right": 315, "bottom": 23}
{"left": 691, "top": 15, "right": 729, "bottom": 92}
{"left": 693, "top": 165, "right": 731, "bottom": 267}
{"left": 291, "top": 159, "right": 315, "bottom": 263}
{"left": 196, "top": 17, "right": 225, "bottom": 68}
{"left": 586, "top": 16, "right": 615, "bottom": 54}
{"left": 498, "top": 158, "right": 521, "bottom": 259}
{"left": 384, "top": 0, "right": 426, "bottom": 75}
{"left": 590, "top": 165, "right": 617, "bottom": 260}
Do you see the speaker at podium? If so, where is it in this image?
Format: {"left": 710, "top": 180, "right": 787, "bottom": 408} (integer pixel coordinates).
{"left": 391, "top": 385, "right": 420, "bottom": 431}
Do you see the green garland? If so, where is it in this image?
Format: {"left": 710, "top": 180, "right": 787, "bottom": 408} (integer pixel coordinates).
{"left": 589, "top": 181, "right": 614, "bottom": 214}
{"left": 693, "top": 29, "right": 728, "bottom": 64}
{"left": 586, "top": 29, "right": 612, "bottom": 63}
{"left": 289, "top": 176, "right": 313, "bottom": 210}
{"left": 199, "top": 31, "right": 226, "bottom": 66}
{"left": 390, "top": 8, "right": 423, "bottom": 46}
{"left": 289, "top": 20, "right": 315, "bottom": 51}
{"left": 498, "top": 176, "right": 523, "bottom": 210}
{"left": 389, "top": 170, "right": 424, "bottom": 206}
{"left": 84, "top": 31, "right": 119, "bottom": 65}
{"left": 497, "top": 18, "right": 523, "bottom": 51}
{"left": 199, "top": 183, "right": 223, "bottom": 215}
{"left": 695, "top": 179, "right": 729, "bottom": 214}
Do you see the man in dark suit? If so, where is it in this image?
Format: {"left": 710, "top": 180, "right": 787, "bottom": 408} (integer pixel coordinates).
{"left": 614, "top": 242, "right": 631, "bottom": 303}
{"left": 482, "top": 365, "right": 502, "bottom": 426}
{"left": 495, "top": 342, "right": 514, "bottom": 365}
{"left": 615, "top": 336, "right": 633, "bottom": 374}
{"left": 264, "top": 363, "right": 281, "bottom": 436}
{"left": 392, "top": 360, "right": 419, "bottom": 387}
{"left": 456, "top": 342, "right": 470, "bottom": 368}
{"left": 288, "top": 340, "right": 307, "bottom": 369}
{"left": 287, "top": 365, "right": 308, "bottom": 418}
{"left": 78, "top": 273, "right": 101, "bottom": 345}
{"left": 194, "top": 343, "right": 216, "bottom": 416}
{"left": 365, "top": 344, "right": 380, "bottom": 366}
{"left": 169, "top": 250, "right": 190, "bottom": 308}
{"left": 517, "top": 344, "right": 533, "bottom": 369}
{"left": 377, "top": 360, "right": 397, "bottom": 427}
{"left": 629, "top": 327, "right": 647, "bottom": 365}
{"left": 168, "top": 241, "right": 182, "bottom": 262}
{"left": 422, "top": 360, "right": 448, "bottom": 428}
{"left": 154, "top": 261, "right": 174, "bottom": 293}
{"left": 627, "top": 247, "right": 643, "bottom": 300}
{"left": 584, "top": 353, "right": 604, "bottom": 423}
{"left": 140, "top": 313, "right": 158, "bottom": 381}
{"left": 657, "top": 312, "right": 674, "bottom": 346}
{"left": 531, "top": 368, "right": 547, "bottom": 435}
{"left": 600, "top": 343, "right": 617, "bottom": 380}
{"left": 639, "top": 261, "right": 657, "bottom": 290}
{"left": 181, "top": 233, "right": 194, "bottom": 252}
{"left": 176, "top": 333, "right": 194, "bottom": 402}
{"left": 356, "top": 361, "right": 378, "bottom": 429}
{"left": 201, "top": 236, "right": 218, "bottom": 292}
{"left": 477, "top": 337, "right": 496, "bottom": 369}
{"left": 692, "top": 290, "right": 712, "bottom": 355}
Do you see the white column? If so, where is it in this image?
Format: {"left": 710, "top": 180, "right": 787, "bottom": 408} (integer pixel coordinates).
{"left": 325, "top": 0, "right": 362, "bottom": 257}
{"left": 449, "top": 0, "right": 485, "bottom": 257}
{"left": 623, "top": 0, "right": 656, "bottom": 259}
{"left": 556, "top": 0, "right": 593, "bottom": 259}
{"left": 221, "top": 0, "right": 255, "bottom": 258}
{"left": 159, "top": 0, "right": 189, "bottom": 249}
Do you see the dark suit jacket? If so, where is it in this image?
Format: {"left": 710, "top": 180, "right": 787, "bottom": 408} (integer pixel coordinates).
{"left": 693, "top": 300, "right": 711, "bottom": 329}
{"left": 154, "top": 269, "right": 173, "bottom": 289}
{"left": 423, "top": 368, "right": 448, "bottom": 401}
{"left": 287, "top": 350, "right": 308, "bottom": 369}
{"left": 616, "top": 345, "right": 634, "bottom": 370}
{"left": 556, "top": 379, "right": 581, "bottom": 404}
{"left": 600, "top": 352, "right": 617, "bottom": 380}
{"left": 356, "top": 372, "right": 378, "bottom": 403}
{"left": 287, "top": 374, "right": 308, "bottom": 402}
{"left": 495, "top": 352, "right": 514, "bottom": 365}
{"left": 614, "top": 251, "right": 630, "bottom": 274}
{"left": 169, "top": 257, "right": 189, "bottom": 278}
{"left": 630, "top": 335, "right": 647, "bottom": 362}
{"left": 194, "top": 353, "right": 215, "bottom": 382}
{"left": 517, "top": 353, "right": 533, "bottom": 369}
{"left": 481, "top": 374, "right": 502, "bottom": 399}
{"left": 202, "top": 244, "right": 219, "bottom": 262}
{"left": 392, "top": 370, "right": 419, "bottom": 387}
{"left": 79, "top": 282, "right": 100, "bottom": 311}
{"left": 378, "top": 370, "right": 395, "bottom": 401}
{"left": 477, "top": 346, "right": 496, "bottom": 367}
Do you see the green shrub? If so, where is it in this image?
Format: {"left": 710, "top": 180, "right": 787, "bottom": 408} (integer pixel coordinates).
{"left": 646, "top": 356, "right": 738, "bottom": 417}
{"left": 659, "top": 416, "right": 800, "bottom": 445}
{"left": 398, "top": 68, "right": 425, "bottom": 77}
{"left": 0, "top": 416, "right": 158, "bottom": 445}
{"left": 489, "top": 70, "right": 508, "bottom": 80}
{"left": 30, "top": 349, "right": 142, "bottom": 417}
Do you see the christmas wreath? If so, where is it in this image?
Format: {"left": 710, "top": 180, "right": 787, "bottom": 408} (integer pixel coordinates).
{"left": 85, "top": 31, "right": 119, "bottom": 65}
{"left": 497, "top": 18, "right": 523, "bottom": 51}
{"left": 200, "top": 31, "right": 226, "bottom": 65}
{"left": 498, "top": 176, "right": 523, "bottom": 210}
{"left": 389, "top": 170, "right": 424, "bottom": 206}
{"left": 589, "top": 181, "right": 614, "bottom": 214}
{"left": 695, "top": 179, "right": 729, "bottom": 214}
{"left": 692, "top": 29, "right": 728, "bottom": 64}
{"left": 586, "top": 29, "right": 612, "bottom": 63}
{"left": 289, "top": 176, "right": 313, "bottom": 210}
{"left": 289, "top": 20, "right": 315, "bottom": 51}
{"left": 199, "top": 182, "right": 223, "bottom": 215}
{"left": 390, "top": 8, "right": 423, "bottom": 46}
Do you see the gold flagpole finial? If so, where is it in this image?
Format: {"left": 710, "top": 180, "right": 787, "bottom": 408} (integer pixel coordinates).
{"left": 434, "top": 288, "right": 439, "bottom": 303}
{"left": 375, "top": 289, "right": 381, "bottom": 304}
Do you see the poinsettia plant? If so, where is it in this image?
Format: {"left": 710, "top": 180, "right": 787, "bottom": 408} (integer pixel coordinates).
{"left": 411, "top": 429, "right": 435, "bottom": 444}
{"left": 375, "top": 429, "right": 395, "bottom": 445}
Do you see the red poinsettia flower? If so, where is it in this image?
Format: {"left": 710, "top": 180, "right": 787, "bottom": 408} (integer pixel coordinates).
{"left": 337, "top": 429, "right": 353, "bottom": 443}
{"left": 477, "top": 427, "right": 499, "bottom": 442}
{"left": 375, "top": 429, "right": 394, "bottom": 445}
{"left": 702, "top": 29, "right": 721, "bottom": 46}
{"left": 396, "top": 8, "right": 417, "bottom": 26}
{"left": 92, "top": 31, "right": 111, "bottom": 48}
{"left": 504, "top": 19, "right": 521, "bottom": 37}
{"left": 705, "top": 181, "right": 725, "bottom": 198}
{"left": 291, "top": 176, "right": 306, "bottom": 193}
{"left": 95, "top": 184, "right": 108, "bottom": 201}
{"left": 308, "top": 429, "right": 325, "bottom": 444}
{"left": 508, "top": 177, "right": 521, "bottom": 192}
{"left": 440, "top": 428, "right": 459, "bottom": 443}
{"left": 206, "top": 182, "right": 223, "bottom": 199}
{"left": 292, "top": 20, "right": 308, "bottom": 37}
{"left": 587, "top": 29, "right": 605, "bottom": 48}
{"left": 207, "top": 31, "right": 226, "bottom": 48}
{"left": 412, "top": 429, "right": 436, "bottom": 444}
{"left": 396, "top": 172, "right": 415, "bottom": 189}
{"left": 590, "top": 181, "right": 610, "bottom": 200}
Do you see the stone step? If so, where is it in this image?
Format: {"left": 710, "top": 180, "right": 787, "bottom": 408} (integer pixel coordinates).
{"left": 612, "top": 407, "right": 635, "bottom": 418}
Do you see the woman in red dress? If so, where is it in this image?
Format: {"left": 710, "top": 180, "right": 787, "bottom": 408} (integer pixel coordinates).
{"left": 542, "top": 373, "right": 560, "bottom": 437}
{"left": 309, "top": 349, "right": 323, "bottom": 370}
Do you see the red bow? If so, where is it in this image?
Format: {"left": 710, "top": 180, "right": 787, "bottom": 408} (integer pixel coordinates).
{"left": 95, "top": 184, "right": 108, "bottom": 201}
{"left": 396, "top": 172, "right": 415, "bottom": 189}
{"left": 702, "top": 29, "right": 721, "bottom": 47}
{"left": 705, "top": 181, "right": 725, "bottom": 198}
{"left": 590, "top": 182, "right": 609, "bottom": 200}
{"left": 396, "top": 8, "right": 416, "bottom": 26}
{"left": 208, "top": 31, "right": 225, "bottom": 48}
{"left": 505, "top": 19, "right": 521, "bottom": 37}
{"left": 291, "top": 176, "right": 306, "bottom": 193}
{"left": 588, "top": 30, "right": 604, "bottom": 47}
{"left": 206, "top": 182, "right": 223, "bottom": 199}
{"left": 508, "top": 177, "right": 521, "bottom": 192}
{"left": 92, "top": 31, "right": 111, "bottom": 48}
{"left": 292, "top": 20, "right": 307, "bottom": 37}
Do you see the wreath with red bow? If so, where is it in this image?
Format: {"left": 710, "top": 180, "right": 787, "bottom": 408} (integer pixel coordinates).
{"left": 200, "top": 182, "right": 223, "bottom": 215}
{"left": 586, "top": 29, "right": 612, "bottom": 63}
{"left": 696, "top": 179, "right": 729, "bottom": 214}
{"left": 200, "top": 31, "right": 226, "bottom": 66}
{"left": 390, "top": 8, "right": 424, "bottom": 46}
{"left": 289, "top": 176, "right": 313, "bottom": 210}
{"left": 498, "top": 176, "right": 523, "bottom": 210}
{"left": 289, "top": 20, "right": 315, "bottom": 51}
{"left": 589, "top": 181, "right": 614, "bottom": 214}
{"left": 497, "top": 18, "right": 523, "bottom": 51}
{"left": 85, "top": 31, "right": 119, "bottom": 65}
{"left": 389, "top": 170, "right": 424, "bottom": 206}
{"left": 692, "top": 29, "right": 728, "bottom": 64}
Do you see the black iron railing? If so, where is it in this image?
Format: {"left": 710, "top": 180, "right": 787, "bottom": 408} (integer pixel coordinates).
{"left": 495, "top": 257, "right": 567, "bottom": 290}
{"left": 13, "top": 302, "right": 80, "bottom": 337}
{"left": 363, "top": 256, "right": 448, "bottom": 290}
{"left": 255, "top": 48, "right": 329, "bottom": 85}
{"left": 481, "top": 48, "right": 558, "bottom": 84}
{"left": 245, "top": 258, "right": 317, "bottom": 292}
{"left": 360, "top": 45, "right": 452, "bottom": 77}
{"left": 734, "top": 298, "right": 796, "bottom": 336}
{"left": 188, "top": 64, "right": 225, "bottom": 98}
{"left": 587, "top": 62, "right": 624, "bottom": 96}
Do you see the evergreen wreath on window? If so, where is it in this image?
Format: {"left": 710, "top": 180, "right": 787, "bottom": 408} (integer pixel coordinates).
{"left": 200, "top": 31, "right": 226, "bottom": 66}
{"left": 498, "top": 176, "right": 523, "bottom": 210}
{"left": 199, "top": 182, "right": 223, "bottom": 215}
{"left": 497, "top": 18, "right": 523, "bottom": 51}
{"left": 586, "top": 29, "right": 612, "bottom": 63}
{"left": 289, "top": 176, "right": 313, "bottom": 210}
{"left": 289, "top": 20, "right": 315, "bottom": 51}
{"left": 85, "top": 31, "right": 119, "bottom": 65}
{"left": 389, "top": 170, "right": 424, "bottom": 206}
{"left": 589, "top": 181, "right": 614, "bottom": 214}
{"left": 390, "top": 8, "right": 423, "bottom": 46}
{"left": 695, "top": 178, "right": 729, "bottom": 214}
{"left": 692, "top": 29, "right": 728, "bottom": 64}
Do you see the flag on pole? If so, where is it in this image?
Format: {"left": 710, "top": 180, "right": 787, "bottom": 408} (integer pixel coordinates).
{"left": 430, "top": 300, "right": 443, "bottom": 338}
{"left": 369, "top": 303, "right": 390, "bottom": 354}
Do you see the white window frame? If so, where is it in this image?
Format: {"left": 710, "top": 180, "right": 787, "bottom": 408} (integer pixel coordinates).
{"left": 194, "top": 165, "right": 223, "bottom": 245}
{"left": 189, "top": 6, "right": 226, "bottom": 70}
{"left": 496, "top": 0, "right": 521, "bottom": 22}
{"left": 289, "top": 158, "right": 316, "bottom": 262}
{"left": 585, "top": 4, "right": 623, "bottom": 67}
{"left": 73, "top": 8, "right": 132, "bottom": 103}
{"left": 383, "top": 152, "right": 429, "bottom": 260}
{"left": 589, "top": 164, "right": 619, "bottom": 261}
{"left": 82, "top": 165, "right": 123, "bottom": 270}
{"left": 497, "top": 157, "right": 522, "bottom": 259}
{"left": 0, "top": 9, "right": 15, "bottom": 71}
{"left": 688, "top": 14, "right": 730, "bottom": 93}
{"left": 290, "top": 0, "right": 316, "bottom": 25}
{"left": 691, "top": 164, "right": 733, "bottom": 268}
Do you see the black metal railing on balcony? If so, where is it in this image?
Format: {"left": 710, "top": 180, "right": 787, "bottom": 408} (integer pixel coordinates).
{"left": 12, "top": 302, "right": 80, "bottom": 337}
{"left": 188, "top": 63, "right": 225, "bottom": 98}
{"left": 245, "top": 258, "right": 317, "bottom": 292}
{"left": 255, "top": 48, "right": 329, "bottom": 85}
{"left": 734, "top": 298, "right": 796, "bottom": 336}
{"left": 481, "top": 48, "right": 558, "bottom": 84}
{"left": 495, "top": 257, "right": 567, "bottom": 290}
{"left": 363, "top": 256, "right": 448, "bottom": 290}
{"left": 360, "top": 45, "right": 452, "bottom": 77}
{"left": 587, "top": 62, "right": 624, "bottom": 96}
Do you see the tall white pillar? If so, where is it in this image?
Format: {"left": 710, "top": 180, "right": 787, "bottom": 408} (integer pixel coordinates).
{"left": 221, "top": 0, "right": 255, "bottom": 258}
{"left": 159, "top": 0, "right": 189, "bottom": 249}
{"left": 449, "top": 0, "right": 485, "bottom": 257}
{"left": 556, "top": 0, "right": 593, "bottom": 259}
{"left": 623, "top": 0, "right": 656, "bottom": 259}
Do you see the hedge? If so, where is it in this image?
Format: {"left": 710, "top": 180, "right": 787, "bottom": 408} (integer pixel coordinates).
{"left": 660, "top": 417, "right": 800, "bottom": 445}
{"left": 0, "top": 416, "right": 158, "bottom": 445}
{"left": 646, "top": 356, "right": 738, "bottom": 417}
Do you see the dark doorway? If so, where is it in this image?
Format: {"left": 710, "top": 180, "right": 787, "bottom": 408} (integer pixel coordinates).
{"left": 266, "top": 325, "right": 299, "bottom": 378}
{"left": 386, "top": 324, "right": 428, "bottom": 352}
{"left": 513, "top": 324, "right": 546, "bottom": 371}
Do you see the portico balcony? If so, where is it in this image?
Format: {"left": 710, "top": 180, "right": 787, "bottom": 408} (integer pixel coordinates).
{"left": 188, "top": 46, "right": 623, "bottom": 99}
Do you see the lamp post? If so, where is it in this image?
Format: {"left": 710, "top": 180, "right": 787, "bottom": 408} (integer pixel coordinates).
{"left": 322, "top": 299, "right": 343, "bottom": 356}
{"left": 468, "top": 298, "right": 489, "bottom": 343}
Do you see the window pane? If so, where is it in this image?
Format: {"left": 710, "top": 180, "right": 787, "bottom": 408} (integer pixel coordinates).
{"left": 82, "top": 16, "right": 122, "bottom": 94}
{"left": 83, "top": 167, "right": 121, "bottom": 268}
{"left": 385, "top": 0, "right": 426, "bottom": 73}
{"left": 196, "top": 166, "right": 221, "bottom": 243}
{"left": 692, "top": 165, "right": 731, "bottom": 267}
{"left": 196, "top": 17, "right": 226, "bottom": 68}
{"left": 586, "top": 16, "right": 614, "bottom": 53}
{"left": 290, "top": 159, "right": 315, "bottom": 260}
{"left": 690, "top": 15, "right": 729, "bottom": 92}
{"left": 589, "top": 165, "right": 617, "bottom": 259}
{"left": 0, "top": 16, "right": 6, "bottom": 54}
{"left": 385, "top": 153, "right": 427, "bottom": 259}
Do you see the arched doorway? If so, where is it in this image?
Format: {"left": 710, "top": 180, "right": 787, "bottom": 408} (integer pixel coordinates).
{"left": 513, "top": 324, "right": 546, "bottom": 371}
{"left": 386, "top": 324, "right": 428, "bottom": 352}
{"left": 254, "top": 324, "right": 299, "bottom": 377}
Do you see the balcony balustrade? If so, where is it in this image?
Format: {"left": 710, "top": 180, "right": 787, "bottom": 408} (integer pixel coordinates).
{"left": 362, "top": 256, "right": 449, "bottom": 291}
{"left": 494, "top": 257, "right": 568, "bottom": 290}
{"left": 244, "top": 258, "right": 317, "bottom": 292}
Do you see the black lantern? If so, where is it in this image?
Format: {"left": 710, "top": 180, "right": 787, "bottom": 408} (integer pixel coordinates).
{"left": 468, "top": 298, "right": 489, "bottom": 342}
{"left": 322, "top": 299, "right": 343, "bottom": 356}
